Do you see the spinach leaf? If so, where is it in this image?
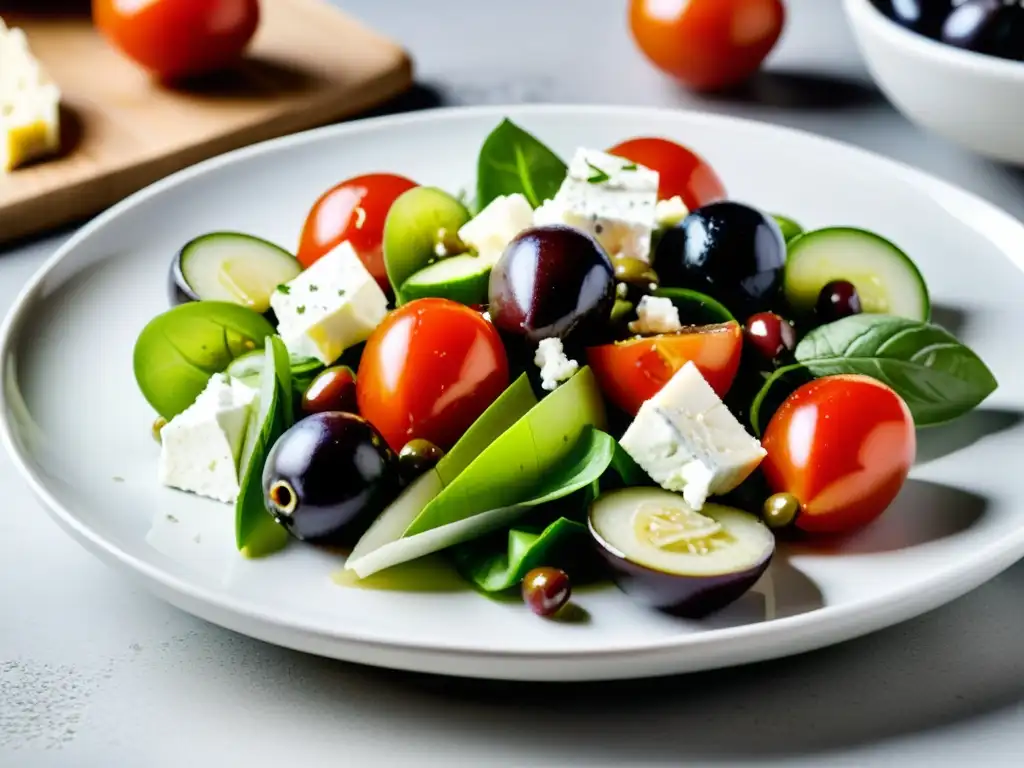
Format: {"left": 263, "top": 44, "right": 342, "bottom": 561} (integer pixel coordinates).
{"left": 794, "top": 314, "right": 998, "bottom": 426}
{"left": 476, "top": 118, "right": 567, "bottom": 210}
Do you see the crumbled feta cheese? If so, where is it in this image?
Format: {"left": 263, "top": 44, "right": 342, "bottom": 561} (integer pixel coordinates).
{"left": 0, "top": 19, "right": 61, "bottom": 172}
{"left": 534, "top": 148, "right": 659, "bottom": 263}
{"left": 533, "top": 338, "right": 579, "bottom": 392}
{"left": 457, "top": 193, "right": 534, "bottom": 266}
{"left": 655, "top": 195, "right": 689, "bottom": 228}
{"left": 620, "top": 362, "right": 766, "bottom": 509}
{"left": 157, "top": 374, "right": 258, "bottom": 503}
{"left": 270, "top": 241, "right": 388, "bottom": 365}
{"left": 629, "top": 295, "right": 683, "bottom": 335}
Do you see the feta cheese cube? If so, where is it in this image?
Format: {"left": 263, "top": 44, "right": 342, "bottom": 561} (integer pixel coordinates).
{"left": 0, "top": 19, "right": 61, "bottom": 172}
{"left": 629, "top": 295, "right": 683, "bottom": 336}
{"left": 535, "top": 148, "right": 659, "bottom": 263}
{"left": 620, "top": 362, "right": 766, "bottom": 509}
{"left": 655, "top": 196, "right": 689, "bottom": 228}
{"left": 157, "top": 374, "right": 258, "bottom": 503}
{"left": 270, "top": 241, "right": 388, "bottom": 365}
{"left": 533, "top": 338, "right": 579, "bottom": 392}
{"left": 457, "top": 193, "right": 534, "bottom": 266}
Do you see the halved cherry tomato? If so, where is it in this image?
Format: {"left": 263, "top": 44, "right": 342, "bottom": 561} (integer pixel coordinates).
{"left": 628, "top": 0, "right": 785, "bottom": 92}
{"left": 357, "top": 298, "right": 509, "bottom": 452}
{"left": 761, "top": 375, "right": 916, "bottom": 536}
{"left": 297, "top": 173, "right": 418, "bottom": 293}
{"left": 586, "top": 322, "right": 742, "bottom": 416}
{"left": 608, "top": 137, "right": 726, "bottom": 210}
{"left": 93, "top": 0, "right": 260, "bottom": 81}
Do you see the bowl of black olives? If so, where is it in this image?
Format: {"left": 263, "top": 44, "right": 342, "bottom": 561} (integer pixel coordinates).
{"left": 845, "top": 0, "right": 1024, "bottom": 165}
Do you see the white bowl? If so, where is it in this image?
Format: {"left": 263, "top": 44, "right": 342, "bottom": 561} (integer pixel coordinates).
{"left": 844, "top": 0, "right": 1024, "bottom": 165}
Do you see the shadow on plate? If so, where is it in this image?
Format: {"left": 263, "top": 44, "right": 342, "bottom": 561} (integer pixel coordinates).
{"left": 784, "top": 480, "right": 987, "bottom": 557}
{"left": 916, "top": 408, "right": 1023, "bottom": 465}
{"left": 929, "top": 302, "right": 967, "bottom": 336}
{"left": 695, "top": 69, "right": 886, "bottom": 111}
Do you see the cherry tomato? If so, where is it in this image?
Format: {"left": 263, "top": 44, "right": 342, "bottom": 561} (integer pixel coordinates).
{"left": 586, "top": 322, "right": 742, "bottom": 416}
{"left": 629, "top": 0, "right": 786, "bottom": 92}
{"left": 93, "top": 0, "right": 260, "bottom": 81}
{"left": 356, "top": 298, "right": 510, "bottom": 452}
{"left": 297, "top": 174, "right": 419, "bottom": 294}
{"left": 761, "top": 375, "right": 916, "bottom": 536}
{"left": 608, "top": 137, "right": 726, "bottom": 209}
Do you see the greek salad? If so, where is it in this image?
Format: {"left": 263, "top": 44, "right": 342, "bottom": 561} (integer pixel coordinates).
{"left": 133, "top": 118, "right": 998, "bottom": 619}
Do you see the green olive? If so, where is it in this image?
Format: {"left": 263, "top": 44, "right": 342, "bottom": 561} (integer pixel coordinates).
{"left": 762, "top": 492, "right": 800, "bottom": 530}
{"left": 613, "top": 257, "right": 659, "bottom": 289}
{"left": 399, "top": 438, "right": 446, "bottom": 479}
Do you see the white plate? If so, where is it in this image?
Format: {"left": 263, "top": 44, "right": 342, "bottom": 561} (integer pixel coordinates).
{"left": 2, "top": 105, "right": 1023, "bottom": 682}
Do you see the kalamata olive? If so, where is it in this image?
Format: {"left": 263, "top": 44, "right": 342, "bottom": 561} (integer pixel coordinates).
{"left": 398, "top": 438, "right": 445, "bottom": 479}
{"left": 653, "top": 202, "right": 786, "bottom": 317}
{"left": 522, "top": 567, "right": 572, "bottom": 617}
{"left": 941, "top": 0, "right": 1024, "bottom": 60}
{"left": 301, "top": 366, "right": 357, "bottom": 415}
{"left": 815, "top": 280, "right": 862, "bottom": 324}
{"left": 744, "top": 312, "right": 796, "bottom": 366}
{"left": 873, "top": 0, "right": 956, "bottom": 37}
{"left": 763, "top": 492, "right": 801, "bottom": 530}
{"left": 488, "top": 225, "right": 615, "bottom": 345}
{"left": 263, "top": 412, "right": 400, "bottom": 546}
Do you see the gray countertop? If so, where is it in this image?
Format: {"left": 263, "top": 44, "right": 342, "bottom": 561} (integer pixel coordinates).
{"left": 4, "top": 0, "right": 1024, "bottom": 764}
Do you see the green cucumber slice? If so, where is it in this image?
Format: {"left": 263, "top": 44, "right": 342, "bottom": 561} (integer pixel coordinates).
{"left": 771, "top": 214, "right": 803, "bottom": 244}
{"left": 171, "top": 232, "right": 301, "bottom": 313}
{"left": 784, "top": 227, "right": 930, "bottom": 321}
{"left": 400, "top": 254, "right": 491, "bottom": 305}
{"left": 652, "top": 287, "right": 735, "bottom": 326}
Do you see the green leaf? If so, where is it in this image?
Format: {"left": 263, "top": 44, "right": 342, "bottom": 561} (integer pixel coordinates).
{"left": 794, "top": 314, "right": 998, "bottom": 426}
{"left": 235, "top": 336, "right": 293, "bottom": 558}
{"left": 476, "top": 118, "right": 567, "bottom": 210}
{"left": 404, "top": 367, "right": 607, "bottom": 536}
{"left": 748, "top": 364, "right": 815, "bottom": 437}
{"left": 133, "top": 301, "right": 275, "bottom": 419}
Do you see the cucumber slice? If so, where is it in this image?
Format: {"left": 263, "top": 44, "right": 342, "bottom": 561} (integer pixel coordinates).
{"left": 400, "top": 254, "right": 491, "bottom": 305}
{"left": 170, "top": 232, "right": 301, "bottom": 313}
{"left": 784, "top": 227, "right": 930, "bottom": 321}
{"left": 771, "top": 214, "right": 803, "bottom": 244}
{"left": 653, "top": 287, "right": 735, "bottom": 325}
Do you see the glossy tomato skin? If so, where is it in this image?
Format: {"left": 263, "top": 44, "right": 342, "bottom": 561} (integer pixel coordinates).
{"left": 298, "top": 174, "right": 419, "bottom": 293}
{"left": 93, "top": 0, "right": 260, "bottom": 81}
{"left": 586, "top": 322, "right": 742, "bottom": 416}
{"left": 356, "top": 298, "right": 510, "bottom": 452}
{"left": 761, "top": 375, "right": 916, "bottom": 535}
{"left": 629, "top": 0, "right": 785, "bottom": 92}
{"left": 608, "top": 137, "right": 726, "bottom": 210}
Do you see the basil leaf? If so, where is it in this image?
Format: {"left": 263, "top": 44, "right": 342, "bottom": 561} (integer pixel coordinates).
{"left": 476, "top": 118, "right": 567, "bottom": 210}
{"left": 749, "top": 364, "right": 815, "bottom": 437}
{"left": 794, "top": 314, "right": 998, "bottom": 426}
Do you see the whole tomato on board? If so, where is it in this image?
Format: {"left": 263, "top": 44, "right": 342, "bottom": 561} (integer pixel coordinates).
{"left": 608, "top": 137, "right": 726, "bottom": 210}
{"left": 92, "top": 0, "right": 261, "bottom": 81}
{"left": 629, "top": 0, "right": 786, "bottom": 92}
{"left": 298, "top": 173, "right": 419, "bottom": 295}
{"left": 356, "top": 298, "right": 510, "bottom": 453}
{"left": 761, "top": 375, "right": 916, "bottom": 535}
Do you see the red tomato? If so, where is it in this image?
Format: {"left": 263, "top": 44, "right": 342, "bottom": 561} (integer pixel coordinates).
{"left": 629, "top": 0, "right": 785, "bottom": 92}
{"left": 586, "top": 322, "right": 742, "bottom": 416}
{"left": 297, "top": 174, "right": 418, "bottom": 294}
{"left": 357, "top": 298, "right": 510, "bottom": 452}
{"left": 761, "top": 375, "right": 916, "bottom": 536}
{"left": 93, "top": 0, "right": 260, "bottom": 81}
{"left": 608, "top": 137, "right": 727, "bottom": 210}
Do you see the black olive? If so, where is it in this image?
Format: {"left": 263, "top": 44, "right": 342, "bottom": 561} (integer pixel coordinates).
{"left": 398, "top": 438, "right": 445, "bottom": 479}
{"left": 941, "top": 0, "right": 1024, "bottom": 61}
{"left": 815, "top": 280, "right": 863, "bottom": 325}
{"left": 874, "top": 0, "right": 957, "bottom": 38}
{"left": 653, "top": 201, "right": 786, "bottom": 317}
{"left": 262, "top": 412, "right": 401, "bottom": 546}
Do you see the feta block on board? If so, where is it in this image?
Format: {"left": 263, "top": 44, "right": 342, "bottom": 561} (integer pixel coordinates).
{"left": 0, "top": 18, "right": 61, "bottom": 172}
{"left": 270, "top": 241, "right": 389, "bottom": 365}
{"left": 629, "top": 295, "right": 683, "bottom": 336}
{"left": 534, "top": 337, "right": 579, "bottom": 392}
{"left": 620, "top": 362, "right": 766, "bottom": 510}
{"left": 457, "top": 193, "right": 534, "bottom": 266}
{"left": 535, "top": 148, "right": 659, "bottom": 263}
{"left": 157, "top": 374, "right": 258, "bottom": 503}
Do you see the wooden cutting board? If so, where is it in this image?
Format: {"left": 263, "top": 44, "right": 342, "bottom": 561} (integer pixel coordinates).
{"left": 0, "top": 0, "right": 413, "bottom": 245}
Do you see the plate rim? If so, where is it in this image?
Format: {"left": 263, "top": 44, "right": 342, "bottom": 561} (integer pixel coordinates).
{"left": 4, "top": 103, "right": 1024, "bottom": 671}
